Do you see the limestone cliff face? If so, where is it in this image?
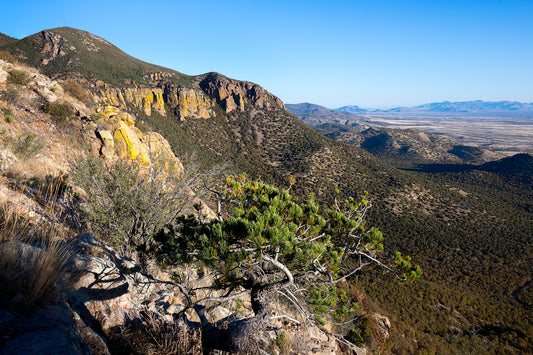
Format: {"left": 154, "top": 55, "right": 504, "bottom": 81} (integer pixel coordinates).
{"left": 199, "top": 73, "right": 285, "bottom": 113}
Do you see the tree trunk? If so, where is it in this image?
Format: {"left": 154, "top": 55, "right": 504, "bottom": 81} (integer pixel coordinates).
{"left": 196, "top": 284, "right": 271, "bottom": 354}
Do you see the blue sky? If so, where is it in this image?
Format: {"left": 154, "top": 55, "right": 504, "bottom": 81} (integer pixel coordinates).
{"left": 1, "top": 0, "right": 532, "bottom": 108}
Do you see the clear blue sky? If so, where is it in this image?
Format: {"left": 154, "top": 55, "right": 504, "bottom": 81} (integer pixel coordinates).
{"left": 1, "top": 0, "right": 532, "bottom": 108}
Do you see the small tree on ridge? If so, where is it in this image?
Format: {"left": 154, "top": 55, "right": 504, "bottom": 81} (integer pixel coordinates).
{"left": 153, "top": 174, "right": 421, "bottom": 352}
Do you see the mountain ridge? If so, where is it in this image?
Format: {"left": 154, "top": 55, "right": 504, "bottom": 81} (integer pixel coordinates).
{"left": 0, "top": 32, "right": 17, "bottom": 46}
{"left": 333, "top": 99, "right": 533, "bottom": 114}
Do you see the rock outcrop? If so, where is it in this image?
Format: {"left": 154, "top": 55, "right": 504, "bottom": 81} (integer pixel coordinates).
{"left": 162, "top": 85, "right": 213, "bottom": 120}
{"left": 97, "top": 87, "right": 166, "bottom": 116}
{"left": 94, "top": 107, "right": 184, "bottom": 174}
{"left": 62, "top": 233, "right": 360, "bottom": 355}
{"left": 40, "top": 30, "right": 76, "bottom": 66}
{"left": 0, "top": 302, "right": 91, "bottom": 355}
{"left": 93, "top": 72, "right": 285, "bottom": 120}
{"left": 199, "top": 72, "right": 285, "bottom": 113}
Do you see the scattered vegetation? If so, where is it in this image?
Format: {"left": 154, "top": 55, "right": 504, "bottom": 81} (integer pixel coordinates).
{"left": 0, "top": 50, "right": 18, "bottom": 64}
{"left": 62, "top": 78, "right": 92, "bottom": 104}
{"left": 13, "top": 133, "right": 45, "bottom": 160}
{"left": 2, "top": 107, "right": 13, "bottom": 123}
{"left": 7, "top": 69, "right": 32, "bottom": 86}
{"left": 1, "top": 87, "right": 20, "bottom": 103}
{"left": 1, "top": 132, "right": 45, "bottom": 160}
{"left": 42, "top": 100, "right": 75, "bottom": 123}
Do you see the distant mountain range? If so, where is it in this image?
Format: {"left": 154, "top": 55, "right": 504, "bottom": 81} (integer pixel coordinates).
{"left": 412, "top": 100, "right": 533, "bottom": 113}
{"left": 284, "top": 103, "right": 364, "bottom": 127}
{"left": 330, "top": 100, "right": 533, "bottom": 115}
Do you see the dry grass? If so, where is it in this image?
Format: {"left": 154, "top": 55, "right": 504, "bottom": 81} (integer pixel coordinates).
{"left": 0, "top": 51, "right": 19, "bottom": 64}
{"left": 0, "top": 191, "right": 73, "bottom": 314}
{"left": 62, "top": 78, "right": 93, "bottom": 105}
{"left": 107, "top": 312, "right": 202, "bottom": 354}
{"left": 7, "top": 69, "right": 32, "bottom": 86}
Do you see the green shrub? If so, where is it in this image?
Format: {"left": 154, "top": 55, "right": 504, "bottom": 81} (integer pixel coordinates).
{"left": 346, "top": 328, "right": 365, "bottom": 347}
{"left": 69, "top": 153, "right": 199, "bottom": 257}
{"left": 1, "top": 87, "right": 20, "bottom": 103}
{"left": 3, "top": 108, "right": 13, "bottom": 123}
{"left": 89, "top": 111, "right": 106, "bottom": 122}
{"left": 0, "top": 51, "right": 18, "bottom": 64}
{"left": 43, "top": 101, "right": 75, "bottom": 123}
{"left": 346, "top": 316, "right": 373, "bottom": 347}
{"left": 62, "top": 78, "right": 92, "bottom": 104}
{"left": 7, "top": 69, "right": 32, "bottom": 86}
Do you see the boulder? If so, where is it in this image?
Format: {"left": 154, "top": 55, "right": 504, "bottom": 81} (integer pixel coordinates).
{"left": 96, "top": 130, "right": 114, "bottom": 159}
{"left": 0, "top": 301, "right": 91, "bottom": 355}
{"left": 372, "top": 312, "right": 391, "bottom": 339}
{"left": 94, "top": 109, "right": 184, "bottom": 176}
{"left": 113, "top": 120, "right": 150, "bottom": 164}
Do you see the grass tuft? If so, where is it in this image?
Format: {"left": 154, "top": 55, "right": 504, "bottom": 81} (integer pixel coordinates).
{"left": 7, "top": 69, "right": 32, "bottom": 86}
{"left": 62, "top": 78, "right": 93, "bottom": 104}
{"left": 0, "top": 191, "right": 73, "bottom": 314}
{"left": 43, "top": 100, "right": 75, "bottom": 123}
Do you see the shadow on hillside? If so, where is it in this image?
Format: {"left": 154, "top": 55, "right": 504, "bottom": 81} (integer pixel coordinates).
{"left": 402, "top": 164, "right": 478, "bottom": 174}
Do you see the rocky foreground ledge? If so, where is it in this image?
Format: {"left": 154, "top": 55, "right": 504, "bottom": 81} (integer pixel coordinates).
{"left": 0, "top": 233, "right": 366, "bottom": 354}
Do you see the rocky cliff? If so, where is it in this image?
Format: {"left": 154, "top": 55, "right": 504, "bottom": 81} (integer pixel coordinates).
{"left": 93, "top": 72, "right": 285, "bottom": 120}
{"left": 1, "top": 27, "right": 285, "bottom": 122}
{"left": 0, "top": 58, "right": 184, "bottom": 201}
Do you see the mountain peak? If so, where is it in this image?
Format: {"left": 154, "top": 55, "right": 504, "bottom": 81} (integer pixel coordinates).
{"left": 0, "top": 27, "right": 188, "bottom": 86}
{"left": 335, "top": 104, "right": 368, "bottom": 114}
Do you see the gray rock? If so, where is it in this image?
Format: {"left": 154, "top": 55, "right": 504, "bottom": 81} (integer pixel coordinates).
{"left": 0, "top": 302, "right": 90, "bottom": 355}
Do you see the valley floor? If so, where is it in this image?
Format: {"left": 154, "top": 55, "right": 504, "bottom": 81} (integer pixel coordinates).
{"left": 361, "top": 114, "right": 533, "bottom": 154}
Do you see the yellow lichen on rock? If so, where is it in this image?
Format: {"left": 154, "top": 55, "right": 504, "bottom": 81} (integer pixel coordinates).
{"left": 142, "top": 91, "right": 154, "bottom": 116}
{"left": 153, "top": 89, "right": 165, "bottom": 114}
{"left": 94, "top": 107, "right": 184, "bottom": 175}
{"left": 116, "top": 112, "right": 135, "bottom": 126}
{"left": 141, "top": 132, "right": 184, "bottom": 176}
{"left": 97, "top": 87, "right": 167, "bottom": 117}
{"left": 174, "top": 88, "right": 213, "bottom": 120}
{"left": 113, "top": 121, "right": 150, "bottom": 165}
{"left": 103, "top": 106, "right": 121, "bottom": 118}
